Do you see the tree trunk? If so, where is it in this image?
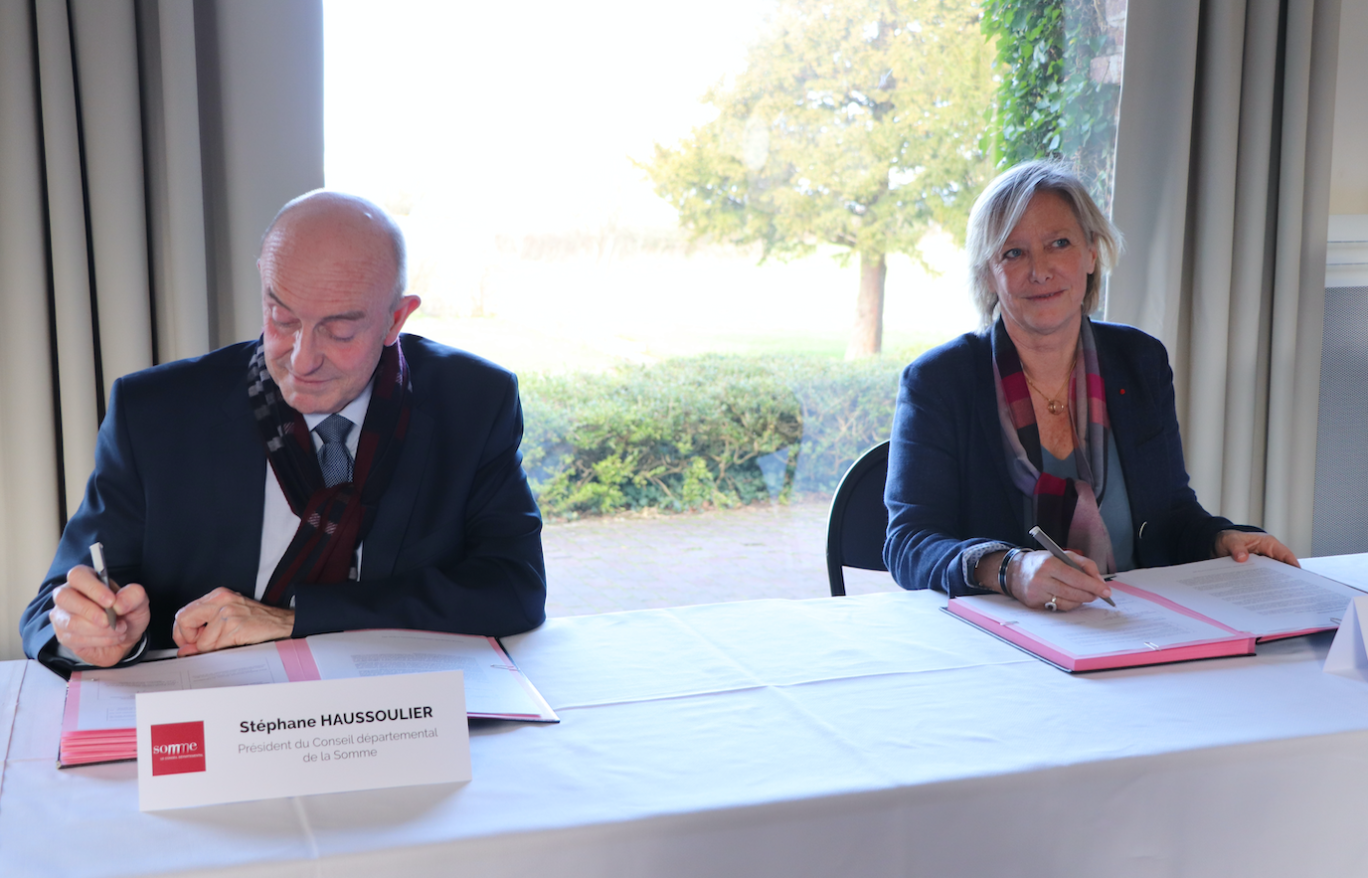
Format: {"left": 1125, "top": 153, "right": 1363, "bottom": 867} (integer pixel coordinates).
{"left": 845, "top": 251, "right": 886, "bottom": 359}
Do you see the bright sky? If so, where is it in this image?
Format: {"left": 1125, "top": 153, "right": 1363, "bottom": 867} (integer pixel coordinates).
{"left": 324, "top": 0, "right": 776, "bottom": 233}
{"left": 323, "top": 0, "right": 981, "bottom": 367}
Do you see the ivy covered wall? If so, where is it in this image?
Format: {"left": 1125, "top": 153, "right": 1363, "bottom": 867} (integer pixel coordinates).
{"left": 980, "top": 0, "right": 1126, "bottom": 212}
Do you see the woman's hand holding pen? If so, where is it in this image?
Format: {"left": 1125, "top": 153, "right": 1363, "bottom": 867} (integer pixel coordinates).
{"left": 1005, "top": 549, "right": 1113, "bottom": 612}
{"left": 49, "top": 565, "right": 151, "bottom": 667}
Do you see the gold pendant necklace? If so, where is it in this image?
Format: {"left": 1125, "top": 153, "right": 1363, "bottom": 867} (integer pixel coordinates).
{"left": 1023, "top": 350, "right": 1078, "bottom": 417}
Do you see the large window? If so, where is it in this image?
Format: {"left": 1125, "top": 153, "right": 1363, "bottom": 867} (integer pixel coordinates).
{"left": 325, "top": 0, "right": 1127, "bottom": 614}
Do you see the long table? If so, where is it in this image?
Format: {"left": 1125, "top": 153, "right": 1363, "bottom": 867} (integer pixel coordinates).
{"left": 4, "top": 572, "right": 1368, "bottom": 877}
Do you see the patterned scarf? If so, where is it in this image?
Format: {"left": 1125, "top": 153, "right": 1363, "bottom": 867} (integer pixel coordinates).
{"left": 991, "top": 316, "right": 1115, "bottom": 574}
{"left": 247, "top": 338, "right": 412, "bottom": 606}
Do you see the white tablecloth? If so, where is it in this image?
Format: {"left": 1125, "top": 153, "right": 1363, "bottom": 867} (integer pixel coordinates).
{"left": 4, "top": 582, "right": 1368, "bottom": 877}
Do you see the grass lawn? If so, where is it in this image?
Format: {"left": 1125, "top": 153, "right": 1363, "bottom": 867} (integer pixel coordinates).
{"left": 401, "top": 233, "right": 977, "bottom": 376}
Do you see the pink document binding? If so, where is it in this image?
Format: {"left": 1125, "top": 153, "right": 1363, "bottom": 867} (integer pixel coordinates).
{"left": 59, "top": 631, "right": 557, "bottom": 767}
{"left": 949, "top": 583, "right": 1259, "bottom": 672}
{"left": 947, "top": 555, "right": 1365, "bottom": 672}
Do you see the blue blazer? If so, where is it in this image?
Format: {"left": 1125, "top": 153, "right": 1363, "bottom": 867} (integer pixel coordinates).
{"left": 21, "top": 335, "right": 547, "bottom": 670}
{"left": 884, "top": 321, "right": 1248, "bottom": 596}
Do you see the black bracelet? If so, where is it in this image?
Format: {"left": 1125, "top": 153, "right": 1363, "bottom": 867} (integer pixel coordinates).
{"left": 998, "top": 548, "right": 1024, "bottom": 600}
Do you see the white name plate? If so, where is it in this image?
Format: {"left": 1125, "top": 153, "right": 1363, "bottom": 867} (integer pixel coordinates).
{"left": 1325, "top": 595, "right": 1368, "bottom": 683}
{"left": 136, "top": 669, "right": 470, "bottom": 811}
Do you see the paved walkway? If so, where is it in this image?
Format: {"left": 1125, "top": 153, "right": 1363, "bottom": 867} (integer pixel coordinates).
{"left": 542, "top": 500, "right": 900, "bottom": 617}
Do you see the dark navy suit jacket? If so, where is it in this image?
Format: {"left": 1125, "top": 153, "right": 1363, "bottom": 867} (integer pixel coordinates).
{"left": 884, "top": 321, "right": 1251, "bottom": 596}
{"left": 21, "top": 335, "right": 547, "bottom": 671}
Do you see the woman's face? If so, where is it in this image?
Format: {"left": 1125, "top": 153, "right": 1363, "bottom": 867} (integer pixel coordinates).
{"left": 989, "top": 191, "right": 1098, "bottom": 342}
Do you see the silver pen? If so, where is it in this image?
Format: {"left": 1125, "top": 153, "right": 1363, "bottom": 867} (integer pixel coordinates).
{"left": 89, "top": 542, "right": 120, "bottom": 628}
{"left": 1028, "top": 526, "right": 1117, "bottom": 607}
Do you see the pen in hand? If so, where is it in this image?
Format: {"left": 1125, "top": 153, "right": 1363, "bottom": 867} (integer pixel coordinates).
{"left": 89, "top": 542, "right": 120, "bottom": 629}
{"left": 1027, "top": 526, "right": 1117, "bottom": 608}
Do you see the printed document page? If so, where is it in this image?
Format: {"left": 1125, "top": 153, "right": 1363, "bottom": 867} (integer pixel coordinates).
{"left": 304, "top": 629, "right": 542, "bottom": 716}
{"left": 954, "top": 589, "right": 1240, "bottom": 656}
{"left": 73, "top": 643, "right": 290, "bottom": 732}
{"left": 1113, "top": 556, "right": 1363, "bottom": 638}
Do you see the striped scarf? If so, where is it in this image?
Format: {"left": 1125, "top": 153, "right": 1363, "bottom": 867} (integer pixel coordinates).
{"left": 991, "top": 316, "right": 1115, "bottom": 574}
{"left": 247, "top": 338, "right": 412, "bottom": 606}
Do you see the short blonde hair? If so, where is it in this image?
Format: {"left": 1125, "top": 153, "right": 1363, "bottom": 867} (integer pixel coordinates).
{"left": 966, "top": 160, "right": 1122, "bottom": 330}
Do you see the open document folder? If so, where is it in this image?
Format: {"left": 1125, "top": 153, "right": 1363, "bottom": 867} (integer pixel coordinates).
{"left": 949, "top": 555, "right": 1367, "bottom": 672}
{"left": 58, "top": 629, "right": 557, "bottom": 767}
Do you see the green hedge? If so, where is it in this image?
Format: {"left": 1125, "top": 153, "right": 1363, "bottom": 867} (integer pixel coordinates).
{"left": 520, "top": 351, "right": 924, "bottom": 519}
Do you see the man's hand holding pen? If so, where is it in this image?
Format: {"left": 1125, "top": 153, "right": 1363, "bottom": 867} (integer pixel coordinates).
{"left": 49, "top": 565, "right": 151, "bottom": 668}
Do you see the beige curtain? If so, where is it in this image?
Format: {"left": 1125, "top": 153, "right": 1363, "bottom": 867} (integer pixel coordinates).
{"left": 1107, "top": 0, "right": 1341, "bottom": 557}
{"left": 0, "top": 0, "right": 322, "bottom": 660}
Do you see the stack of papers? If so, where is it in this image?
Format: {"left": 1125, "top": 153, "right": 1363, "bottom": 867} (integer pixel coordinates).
{"left": 59, "top": 629, "right": 557, "bottom": 767}
{"left": 949, "top": 556, "right": 1367, "bottom": 672}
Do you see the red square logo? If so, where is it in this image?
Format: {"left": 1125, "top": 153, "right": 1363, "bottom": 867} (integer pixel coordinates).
{"left": 150, "top": 721, "right": 206, "bottom": 776}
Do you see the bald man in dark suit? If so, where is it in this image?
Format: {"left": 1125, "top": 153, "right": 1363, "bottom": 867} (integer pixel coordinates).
{"left": 22, "top": 191, "right": 546, "bottom": 673}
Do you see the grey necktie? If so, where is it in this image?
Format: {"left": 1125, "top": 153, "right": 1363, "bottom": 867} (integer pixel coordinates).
{"left": 316, "top": 414, "right": 354, "bottom": 487}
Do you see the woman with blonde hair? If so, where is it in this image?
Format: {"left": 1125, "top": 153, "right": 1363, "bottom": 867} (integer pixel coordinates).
{"left": 883, "top": 160, "right": 1296, "bottom": 610}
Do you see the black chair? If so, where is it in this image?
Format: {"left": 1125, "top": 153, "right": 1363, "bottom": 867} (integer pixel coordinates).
{"left": 825, "top": 440, "right": 890, "bottom": 596}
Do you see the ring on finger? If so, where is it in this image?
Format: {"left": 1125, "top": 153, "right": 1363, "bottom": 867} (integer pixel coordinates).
{"left": 1045, "top": 596, "right": 1059, "bottom": 612}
